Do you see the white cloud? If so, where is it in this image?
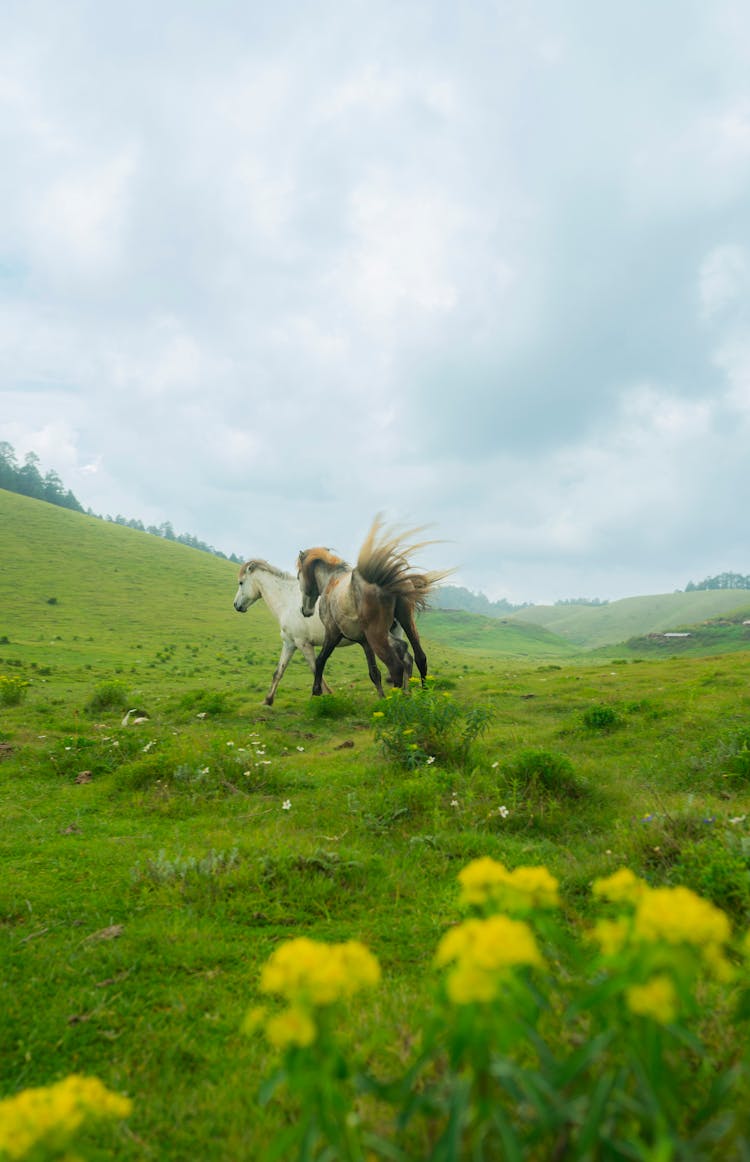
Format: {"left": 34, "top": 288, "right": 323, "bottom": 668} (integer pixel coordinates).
{"left": 2, "top": 0, "right": 750, "bottom": 602}
{"left": 699, "top": 244, "right": 749, "bottom": 321}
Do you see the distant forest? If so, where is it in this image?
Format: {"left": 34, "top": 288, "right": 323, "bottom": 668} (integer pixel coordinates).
{"left": 432, "top": 585, "right": 527, "bottom": 615}
{"left": 685, "top": 572, "right": 750, "bottom": 591}
{"left": 0, "top": 442, "right": 240, "bottom": 563}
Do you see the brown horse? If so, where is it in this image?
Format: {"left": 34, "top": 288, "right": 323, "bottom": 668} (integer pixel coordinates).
{"left": 297, "top": 516, "right": 451, "bottom": 697}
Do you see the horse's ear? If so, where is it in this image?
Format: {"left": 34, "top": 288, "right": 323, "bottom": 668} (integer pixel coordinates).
{"left": 298, "top": 550, "right": 307, "bottom": 563}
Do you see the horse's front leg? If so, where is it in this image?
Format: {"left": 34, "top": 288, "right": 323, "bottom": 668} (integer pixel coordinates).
{"left": 265, "top": 639, "right": 296, "bottom": 705}
{"left": 312, "top": 632, "right": 342, "bottom": 696}
{"left": 300, "top": 641, "right": 333, "bottom": 696}
{"left": 361, "top": 643, "right": 385, "bottom": 697}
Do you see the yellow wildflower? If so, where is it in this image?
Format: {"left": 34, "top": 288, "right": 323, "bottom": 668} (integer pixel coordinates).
{"left": 265, "top": 1006, "right": 317, "bottom": 1049}
{"left": 591, "top": 917, "right": 631, "bottom": 957}
{"left": 592, "top": 867, "right": 648, "bottom": 906}
{"left": 457, "top": 857, "right": 508, "bottom": 906}
{"left": 457, "top": 858, "right": 559, "bottom": 911}
{"left": 626, "top": 974, "right": 678, "bottom": 1024}
{"left": 634, "top": 886, "right": 731, "bottom": 952}
{"left": 0, "top": 1075, "right": 131, "bottom": 1160}
{"left": 499, "top": 866, "right": 560, "bottom": 910}
{"left": 260, "top": 937, "right": 381, "bottom": 1007}
{"left": 435, "top": 915, "right": 544, "bottom": 1004}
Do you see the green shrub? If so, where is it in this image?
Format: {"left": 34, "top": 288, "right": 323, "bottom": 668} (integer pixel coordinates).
{"left": 372, "top": 678, "right": 491, "bottom": 770}
{"left": 177, "top": 688, "right": 232, "bottom": 717}
{"left": 501, "top": 748, "right": 586, "bottom": 805}
{"left": 581, "top": 703, "right": 622, "bottom": 731}
{"left": 672, "top": 835, "right": 750, "bottom": 922}
{"left": 0, "top": 674, "right": 28, "bottom": 707}
{"left": 132, "top": 847, "right": 240, "bottom": 885}
{"left": 721, "top": 727, "right": 750, "bottom": 785}
{"left": 84, "top": 680, "right": 129, "bottom": 715}
{"left": 304, "top": 693, "right": 357, "bottom": 720}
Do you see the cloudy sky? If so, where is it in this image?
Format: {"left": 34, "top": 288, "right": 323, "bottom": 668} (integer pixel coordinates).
{"left": 3, "top": 1, "right": 750, "bottom": 604}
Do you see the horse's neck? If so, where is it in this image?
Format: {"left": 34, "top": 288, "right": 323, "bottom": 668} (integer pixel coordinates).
{"left": 314, "top": 560, "right": 348, "bottom": 594}
{"left": 255, "top": 569, "right": 296, "bottom": 619}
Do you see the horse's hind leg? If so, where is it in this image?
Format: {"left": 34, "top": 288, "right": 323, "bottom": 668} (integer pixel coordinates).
{"left": 369, "top": 633, "right": 405, "bottom": 691}
{"left": 395, "top": 600, "right": 428, "bottom": 684}
{"left": 361, "top": 642, "right": 385, "bottom": 697}
{"left": 391, "top": 635, "right": 413, "bottom": 688}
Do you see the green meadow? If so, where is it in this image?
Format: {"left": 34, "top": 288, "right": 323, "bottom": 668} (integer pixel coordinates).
{"left": 2, "top": 488, "right": 750, "bottom": 1158}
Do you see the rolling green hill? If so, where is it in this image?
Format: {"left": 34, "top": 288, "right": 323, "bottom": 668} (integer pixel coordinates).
{"left": 0, "top": 489, "right": 578, "bottom": 678}
{"left": 418, "top": 608, "right": 578, "bottom": 660}
{"left": 1, "top": 489, "right": 250, "bottom": 664}
{"left": 508, "top": 590, "right": 750, "bottom": 649}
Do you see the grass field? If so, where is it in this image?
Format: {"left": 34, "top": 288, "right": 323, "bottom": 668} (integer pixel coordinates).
{"left": 2, "top": 490, "right": 750, "bottom": 1158}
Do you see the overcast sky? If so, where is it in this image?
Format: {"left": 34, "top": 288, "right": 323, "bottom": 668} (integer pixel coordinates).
{"left": 3, "top": 1, "right": 750, "bottom": 604}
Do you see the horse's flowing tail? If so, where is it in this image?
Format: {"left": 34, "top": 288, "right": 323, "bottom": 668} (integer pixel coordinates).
{"left": 356, "top": 514, "right": 453, "bottom": 610}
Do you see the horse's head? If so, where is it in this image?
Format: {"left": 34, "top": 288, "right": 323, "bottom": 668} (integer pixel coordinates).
{"left": 296, "top": 549, "right": 319, "bottom": 618}
{"left": 233, "top": 562, "right": 263, "bottom": 613}
{"left": 297, "top": 547, "right": 346, "bottom": 617}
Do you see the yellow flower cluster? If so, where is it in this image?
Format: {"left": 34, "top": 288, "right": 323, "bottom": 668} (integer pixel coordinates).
{"left": 591, "top": 869, "right": 737, "bottom": 1022}
{"left": 435, "top": 915, "right": 544, "bottom": 1004}
{"left": 592, "top": 870, "right": 732, "bottom": 971}
{"left": 458, "top": 857, "right": 560, "bottom": 912}
{"left": 592, "top": 867, "right": 648, "bottom": 906}
{"left": 634, "top": 886, "right": 731, "bottom": 950}
{"left": 247, "top": 937, "right": 382, "bottom": 1050}
{"left": 260, "top": 937, "right": 381, "bottom": 1006}
{"left": 0, "top": 1074, "right": 131, "bottom": 1160}
{"left": 625, "top": 975, "right": 678, "bottom": 1025}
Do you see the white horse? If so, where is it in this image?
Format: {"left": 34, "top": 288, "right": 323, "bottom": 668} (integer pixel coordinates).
{"left": 233, "top": 559, "right": 411, "bottom": 705}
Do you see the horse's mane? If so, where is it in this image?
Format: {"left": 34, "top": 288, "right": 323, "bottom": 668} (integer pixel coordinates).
{"left": 241, "top": 558, "right": 295, "bottom": 581}
{"left": 356, "top": 515, "right": 453, "bottom": 610}
{"left": 297, "top": 547, "right": 349, "bottom": 572}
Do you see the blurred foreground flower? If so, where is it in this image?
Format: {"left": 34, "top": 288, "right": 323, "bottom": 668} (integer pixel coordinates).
{"left": 0, "top": 1074, "right": 131, "bottom": 1160}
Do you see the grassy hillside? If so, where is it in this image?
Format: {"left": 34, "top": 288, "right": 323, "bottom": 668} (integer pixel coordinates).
{"left": 509, "top": 590, "right": 750, "bottom": 648}
{"left": 418, "top": 608, "right": 579, "bottom": 660}
{"left": 2, "top": 490, "right": 750, "bottom": 1158}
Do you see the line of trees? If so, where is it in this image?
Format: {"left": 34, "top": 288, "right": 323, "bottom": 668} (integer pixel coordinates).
{"left": 0, "top": 443, "right": 85, "bottom": 512}
{"left": 0, "top": 442, "right": 241, "bottom": 563}
{"left": 554, "top": 597, "right": 609, "bottom": 607}
{"left": 685, "top": 573, "right": 750, "bottom": 591}
{"left": 434, "top": 585, "right": 526, "bottom": 616}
